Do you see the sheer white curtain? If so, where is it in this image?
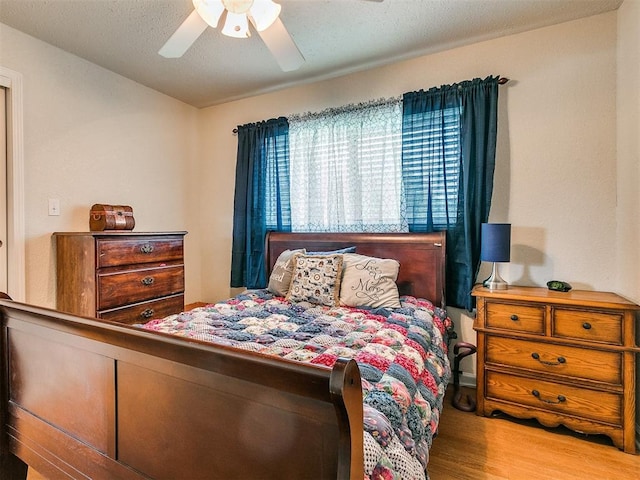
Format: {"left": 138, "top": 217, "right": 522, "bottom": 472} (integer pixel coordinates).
{"left": 288, "top": 98, "right": 407, "bottom": 232}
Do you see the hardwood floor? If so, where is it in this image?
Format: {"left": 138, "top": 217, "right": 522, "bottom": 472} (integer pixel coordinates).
{"left": 26, "top": 387, "right": 640, "bottom": 479}
{"left": 428, "top": 386, "right": 640, "bottom": 479}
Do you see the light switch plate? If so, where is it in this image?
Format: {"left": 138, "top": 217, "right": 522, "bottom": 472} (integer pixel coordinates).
{"left": 48, "top": 198, "right": 60, "bottom": 216}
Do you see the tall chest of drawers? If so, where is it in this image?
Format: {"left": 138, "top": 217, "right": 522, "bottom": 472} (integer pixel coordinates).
{"left": 473, "top": 285, "right": 639, "bottom": 453}
{"left": 54, "top": 231, "right": 187, "bottom": 324}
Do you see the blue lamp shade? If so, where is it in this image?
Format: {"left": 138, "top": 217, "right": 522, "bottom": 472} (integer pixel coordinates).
{"left": 481, "top": 223, "right": 511, "bottom": 262}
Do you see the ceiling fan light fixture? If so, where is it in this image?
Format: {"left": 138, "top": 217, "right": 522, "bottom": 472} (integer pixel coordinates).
{"left": 192, "top": 0, "right": 225, "bottom": 28}
{"left": 249, "top": 0, "right": 282, "bottom": 31}
{"left": 222, "top": 11, "right": 251, "bottom": 38}
{"left": 161, "top": 0, "right": 304, "bottom": 71}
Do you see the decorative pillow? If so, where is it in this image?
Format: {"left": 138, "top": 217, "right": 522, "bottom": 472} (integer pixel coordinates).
{"left": 339, "top": 253, "right": 401, "bottom": 309}
{"left": 268, "top": 249, "right": 305, "bottom": 296}
{"left": 307, "top": 246, "right": 356, "bottom": 255}
{"left": 286, "top": 254, "right": 344, "bottom": 306}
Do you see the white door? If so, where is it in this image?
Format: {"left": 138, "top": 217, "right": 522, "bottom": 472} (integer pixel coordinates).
{"left": 0, "top": 87, "right": 7, "bottom": 294}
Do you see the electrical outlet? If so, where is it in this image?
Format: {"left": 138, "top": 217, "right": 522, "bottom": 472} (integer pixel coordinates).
{"left": 48, "top": 198, "right": 60, "bottom": 216}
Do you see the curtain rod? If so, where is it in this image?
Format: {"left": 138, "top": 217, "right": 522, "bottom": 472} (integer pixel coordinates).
{"left": 232, "top": 76, "right": 510, "bottom": 134}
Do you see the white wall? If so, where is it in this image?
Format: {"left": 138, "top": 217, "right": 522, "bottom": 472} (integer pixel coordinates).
{"left": 0, "top": 24, "right": 203, "bottom": 306}
{"left": 617, "top": 1, "right": 640, "bottom": 305}
{"left": 198, "top": 14, "right": 621, "bottom": 388}
{"left": 616, "top": 0, "right": 640, "bottom": 448}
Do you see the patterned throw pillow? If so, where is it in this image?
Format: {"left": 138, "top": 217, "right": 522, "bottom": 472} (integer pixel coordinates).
{"left": 268, "top": 249, "right": 305, "bottom": 296}
{"left": 339, "top": 253, "right": 401, "bottom": 308}
{"left": 286, "top": 254, "right": 344, "bottom": 306}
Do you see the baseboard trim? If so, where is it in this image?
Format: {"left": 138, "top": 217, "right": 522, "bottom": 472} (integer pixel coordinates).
{"left": 459, "top": 372, "right": 477, "bottom": 388}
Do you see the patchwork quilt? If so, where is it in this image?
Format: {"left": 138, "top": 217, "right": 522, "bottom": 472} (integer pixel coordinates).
{"left": 141, "top": 290, "right": 452, "bottom": 480}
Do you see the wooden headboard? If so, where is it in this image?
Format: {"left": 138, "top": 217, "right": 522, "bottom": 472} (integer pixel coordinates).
{"left": 266, "top": 232, "right": 446, "bottom": 308}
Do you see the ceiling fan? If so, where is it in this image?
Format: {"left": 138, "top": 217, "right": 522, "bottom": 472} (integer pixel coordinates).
{"left": 159, "top": 0, "right": 383, "bottom": 72}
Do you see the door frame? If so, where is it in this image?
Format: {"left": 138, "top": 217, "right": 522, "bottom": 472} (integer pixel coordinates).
{"left": 0, "top": 66, "right": 25, "bottom": 302}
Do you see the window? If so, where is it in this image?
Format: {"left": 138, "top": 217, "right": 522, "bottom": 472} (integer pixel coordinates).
{"left": 402, "top": 102, "right": 462, "bottom": 230}
{"left": 279, "top": 98, "right": 461, "bottom": 232}
{"left": 264, "top": 127, "right": 291, "bottom": 231}
{"left": 288, "top": 99, "right": 405, "bottom": 232}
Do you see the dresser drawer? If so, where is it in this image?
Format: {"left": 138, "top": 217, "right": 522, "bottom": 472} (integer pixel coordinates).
{"left": 552, "top": 308, "right": 623, "bottom": 345}
{"left": 486, "top": 371, "right": 622, "bottom": 424}
{"left": 99, "top": 294, "right": 184, "bottom": 324}
{"left": 96, "top": 237, "right": 184, "bottom": 268}
{"left": 486, "top": 336, "right": 622, "bottom": 384}
{"left": 97, "top": 265, "right": 184, "bottom": 310}
{"left": 485, "top": 302, "right": 545, "bottom": 334}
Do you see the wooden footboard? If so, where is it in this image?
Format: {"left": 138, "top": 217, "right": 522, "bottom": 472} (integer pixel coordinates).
{"left": 0, "top": 300, "right": 363, "bottom": 480}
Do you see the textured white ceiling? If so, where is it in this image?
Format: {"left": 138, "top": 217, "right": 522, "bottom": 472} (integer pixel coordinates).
{"left": 0, "top": 0, "right": 623, "bottom": 108}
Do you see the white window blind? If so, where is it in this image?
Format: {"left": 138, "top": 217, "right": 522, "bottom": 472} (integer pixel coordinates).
{"left": 264, "top": 130, "right": 290, "bottom": 231}
{"left": 402, "top": 106, "right": 461, "bottom": 228}
{"left": 288, "top": 99, "right": 406, "bottom": 232}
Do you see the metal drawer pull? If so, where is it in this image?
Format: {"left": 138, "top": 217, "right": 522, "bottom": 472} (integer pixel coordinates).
{"left": 531, "top": 352, "right": 566, "bottom": 366}
{"left": 531, "top": 390, "right": 566, "bottom": 404}
{"left": 140, "top": 308, "right": 155, "bottom": 319}
{"left": 140, "top": 244, "right": 154, "bottom": 254}
{"left": 582, "top": 322, "right": 592, "bottom": 330}
{"left": 141, "top": 276, "right": 155, "bottom": 286}
{"left": 510, "top": 314, "right": 519, "bottom": 321}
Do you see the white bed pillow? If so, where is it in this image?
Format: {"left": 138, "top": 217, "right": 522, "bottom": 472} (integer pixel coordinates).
{"left": 268, "top": 249, "right": 305, "bottom": 296}
{"left": 339, "top": 253, "right": 401, "bottom": 309}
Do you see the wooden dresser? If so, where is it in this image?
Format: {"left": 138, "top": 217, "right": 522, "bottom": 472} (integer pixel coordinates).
{"left": 472, "top": 285, "right": 639, "bottom": 453}
{"left": 54, "top": 231, "right": 187, "bottom": 324}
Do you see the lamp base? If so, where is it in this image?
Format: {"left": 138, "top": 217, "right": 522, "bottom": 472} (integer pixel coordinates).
{"left": 483, "top": 262, "right": 508, "bottom": 290}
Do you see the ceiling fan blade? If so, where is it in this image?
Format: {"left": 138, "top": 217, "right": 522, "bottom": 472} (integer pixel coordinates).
{"left": 159, "top": 9, "right": 208, "bottom": 58}
{"left": 256, "top": 17, "right": 305, "bottom": 72}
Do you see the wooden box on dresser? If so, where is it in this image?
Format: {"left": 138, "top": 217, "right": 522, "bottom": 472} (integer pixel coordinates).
{"left": 472, "top": 285, "right": 640, "bottom": 453}
{"left": 54, "top": 231, "right": 187, "bottom": 325}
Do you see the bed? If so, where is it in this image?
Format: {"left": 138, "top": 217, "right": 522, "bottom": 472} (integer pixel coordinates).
{"left": 1, "top": 231, "right": 450, "bottom": 480}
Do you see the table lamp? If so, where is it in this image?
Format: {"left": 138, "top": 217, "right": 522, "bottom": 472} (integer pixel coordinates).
{"left": 481, "top": 223, "right": 511, "bottom": 290}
